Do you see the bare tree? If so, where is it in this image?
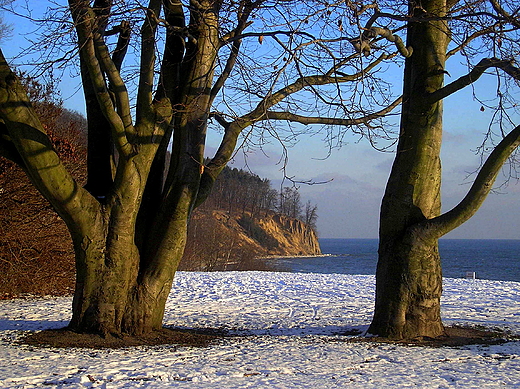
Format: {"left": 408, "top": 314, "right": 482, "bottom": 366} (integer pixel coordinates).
{"left": 279, "top": 186, "right": 302, "bottom": 219}
{"left": 0, "top": 0, "right": 400, "bottom": 337}
{"left": 363, "top": 0, "right": 520, "bottom": 340}
{"left": 304, "top": 200, "right": 318, "bottom": 232}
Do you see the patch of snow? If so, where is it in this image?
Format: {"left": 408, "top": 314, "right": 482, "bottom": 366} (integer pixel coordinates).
{"left": 0, "top": 272, "right": 519, "bottom": 388}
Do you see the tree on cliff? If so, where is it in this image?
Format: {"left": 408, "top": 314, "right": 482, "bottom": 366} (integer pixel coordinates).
{"left": 365, "top": 0, "right": 520, "bottom": 339}
{"left": 304, "top": 200, "right": 318, "bottom": 232}
{"left": 0, "top": 0, "right": 402, "bottom": 337}
{"left": 279, "top": 186, "right": 302, "bottom": 220}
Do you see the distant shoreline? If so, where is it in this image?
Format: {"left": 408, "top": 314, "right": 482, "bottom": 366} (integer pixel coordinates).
{"left": 318, "top": 237, "right": 520, "bottom": 241}
{"left": 273, "top": 239, "right": 520, "bottom": 282}
{"left": 258, "top": 254, "right": 333, "bottom": 260}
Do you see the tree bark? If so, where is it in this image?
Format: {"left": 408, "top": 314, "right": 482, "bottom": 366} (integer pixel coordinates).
{"left": 368, "top": 0, "right": 449, "bottom": 340}
{"left": 367, "top": 2, "right": 520, "bottom": 340}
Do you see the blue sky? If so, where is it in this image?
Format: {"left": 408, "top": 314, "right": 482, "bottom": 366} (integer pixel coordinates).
{"left": 2, "top": 4, "right": 520, "bottom": 240}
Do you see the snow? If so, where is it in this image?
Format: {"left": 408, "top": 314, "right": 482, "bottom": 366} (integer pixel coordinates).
{"left": 1, "top": 271, "right": 520, "bottom": 388}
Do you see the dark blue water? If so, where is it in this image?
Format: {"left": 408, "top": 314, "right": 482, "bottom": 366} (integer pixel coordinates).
{"left": 269, "top": 239, "right": 520, "bottom": 282}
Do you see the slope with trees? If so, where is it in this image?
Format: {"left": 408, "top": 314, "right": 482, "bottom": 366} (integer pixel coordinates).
{"left": 182, "top": 167, "right": 321, "bottom": 271}
{"left": 0, "top": 75, "right": 86, "bottom": 297}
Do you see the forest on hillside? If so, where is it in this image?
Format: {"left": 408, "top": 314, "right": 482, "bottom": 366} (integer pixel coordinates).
{"left": 200, "top": 166, "right": 318, "bottom": 230}
{"left": 181, "top": 166, "right": 320, "bottom": 271}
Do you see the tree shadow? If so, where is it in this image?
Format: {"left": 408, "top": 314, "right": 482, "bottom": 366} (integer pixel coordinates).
{"left": 10, "top": 322, "right": 518, "bottom": 350}
{"left": 0, "top": 319, "right": 68, "bottom": 332}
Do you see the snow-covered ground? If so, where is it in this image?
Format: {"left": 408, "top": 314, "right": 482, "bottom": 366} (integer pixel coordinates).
{"left": 1, "top": 272, "right": 520, "bottom": 388}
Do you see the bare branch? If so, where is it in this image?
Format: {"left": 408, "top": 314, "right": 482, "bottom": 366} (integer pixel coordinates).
{"left": 428, "top": 57, "right": 520, "bottom": 103}
{"left": 136, "top": 0, "right": 161, "bottom": 124}
{"left": 257, "top": 52, "right": 393, "bottom": 118}
{"left": 111, "top": 20, "right": 131, "bottom": 71}
{"left": 418, "top": 123, "right": 520, "bottom": 239}
{"left": 92, "top": 19, "right": 135, "bottom": 143}
{"left": 223, "top": 29, "right": 317, "bottom": 45}
{"left": 446, "top": 25, "right": 501, "bottom": 58}
{"left": 352, "top": 27, "right": 412, "bottom": 57}
{"left": 209, "top": 2, "right": 256, "bottom": 105}
{"left": 69, "top": 0, "right": 133, "bottom": 157}
{"left": 209, "top": 112, "right": 231, "bottom": 130}
{"left": 155, "top": 0, "right": 186, "bottom": 103}
{"left": 489, "top": 0, "right": 520, "bottom": 29}
{"left": 263, "top": 96, "right": 402, "bottom": 126}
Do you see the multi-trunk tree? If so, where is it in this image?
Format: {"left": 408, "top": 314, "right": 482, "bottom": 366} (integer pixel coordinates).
{"left": 0, "top": 0, "right": 401, "bottom": 337}
{"left": 366, "top": 0, "right": 520, "bottom": 339}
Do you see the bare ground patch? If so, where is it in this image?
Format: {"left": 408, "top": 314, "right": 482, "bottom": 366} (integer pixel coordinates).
{"left": 18, "top": 324, "right": 518, "bottom": 350}
{"left": 345, "top": 325, "right": 519, "bottom": 347}
{"left": 20, "top": 327, "right": 224, "bottom": 349}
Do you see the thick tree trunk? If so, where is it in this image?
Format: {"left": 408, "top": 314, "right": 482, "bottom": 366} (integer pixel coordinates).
{"left": 67, "top": 209, "right": 189, "bottom": 336}
{"left": 369, "top": 0, "right": 449, "bottom": 339}
{"left": 66, "top": 0, "right": 219, "bottom": 337}
{"left": 69, "top": 238, "right": 140, "bottom": 336}
{"left": 369, "top": 232, "right": 444, "bottom": 339}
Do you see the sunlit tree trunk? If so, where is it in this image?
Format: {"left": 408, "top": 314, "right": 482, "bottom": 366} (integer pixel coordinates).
{"left": 369, "top": 0, "right": 520, "bottom": 340}
{"left": 368, "top": 0, "right": 449, "bottom": 339}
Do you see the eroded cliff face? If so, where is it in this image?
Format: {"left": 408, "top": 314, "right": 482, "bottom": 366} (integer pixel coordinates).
{"left": 189, "top": 210, "right": 321, "bottom": 259}
{"left": 253, "top": 213, "right": 321, "bottom": 256}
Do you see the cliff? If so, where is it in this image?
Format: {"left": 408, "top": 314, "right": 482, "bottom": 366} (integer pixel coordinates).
{"left": 181, "top": 210, "right": 321, "bottom": 270}
{"left": 238, "top": 212, "right": 322, "bottom": 256}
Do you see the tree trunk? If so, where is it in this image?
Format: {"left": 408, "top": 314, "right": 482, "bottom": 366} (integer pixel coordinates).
{"left": 370, "top": 231, "right": 445, "bottom": 339}
{"left": 368, "top": 0, "right": 449, "bottom": 339}
{"left": 62, "top": 0, "right": 219, "bottom": 337}
{"left": 69, "top": 232, "right": 141, "bottom": 336}
{"left": 66, "top": 180, "right": 193, "bottom": 336}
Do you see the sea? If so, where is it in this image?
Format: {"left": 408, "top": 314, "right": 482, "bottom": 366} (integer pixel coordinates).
{"left": 268, "top": 239, "right": 520, "bottom": 283}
